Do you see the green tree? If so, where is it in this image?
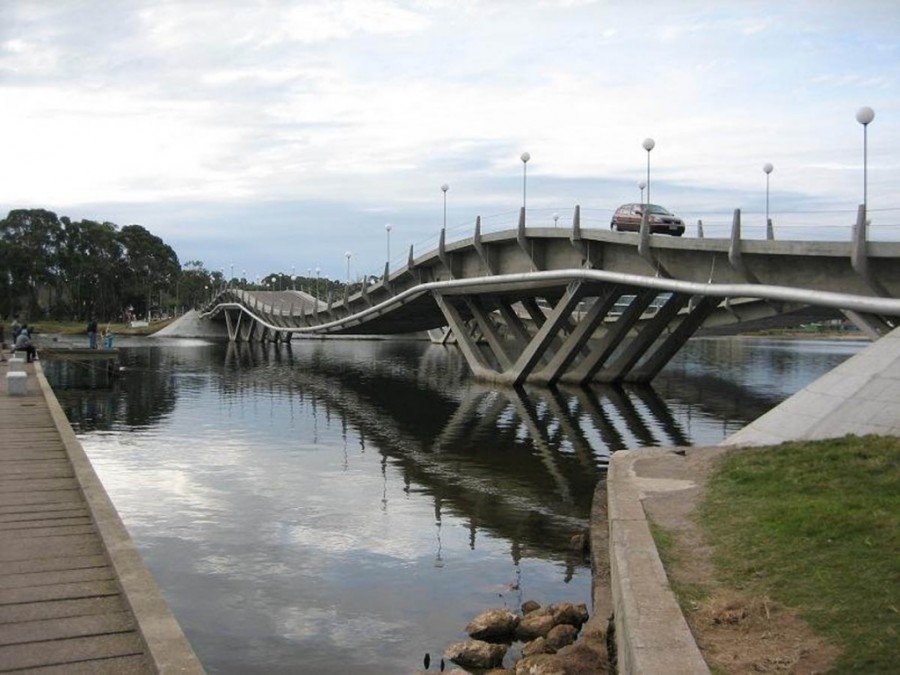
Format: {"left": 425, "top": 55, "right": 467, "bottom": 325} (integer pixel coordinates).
{"left": 0, "top": 209, "right": 64, "bottom": 318}
{"left": 117, "top": 224, "right": 180, "bottom": 318}
{"left": 58, "top": 218, "right": 125, "bottom": 320}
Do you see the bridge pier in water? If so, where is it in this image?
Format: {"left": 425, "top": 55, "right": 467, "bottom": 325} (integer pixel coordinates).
{"left": 433, "top": 281, "right": 722, "bottom": 386}
{"left": 199, "top": 205, "right": 900, "bottom": 385}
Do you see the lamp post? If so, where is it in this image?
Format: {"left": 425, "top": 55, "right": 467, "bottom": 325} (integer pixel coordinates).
{"left": 638, "top": 180, "right": 646, "bottom": 205}
{"left": 230, "top": 263, "right": 234, "bottom": 287}
{"left": 315, "top": 267, "right": 320, "bottom": 299}
{"left": 384, "top": 223, "right": 392, "bottom": 267}
{"left": 520, "top": 152, "right": 531, "bottom": 212}
{"left": 642, "top": 138, "right": 655, "bottom": 205}
{"left": 553, "top": 212, "right": 559, "bottom": 227}
{"left": 441, "top": 183, "right": 449, "bottom": 231}
{"left": 763, "top": 162, "right": 774, "bottom": 222}
{"left": 291, "top": 265, "right": 295, "bottom": 291}
{"left": 242, "top": 269, "right": 246, "bottom": 289}
{"left": 345, "top": 251, "right": 352, "bottom": 284}
{"left": 856, "top": 106, "right": 875, "bottom": 218}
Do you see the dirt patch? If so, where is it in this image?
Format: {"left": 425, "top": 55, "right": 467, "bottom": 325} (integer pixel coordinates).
{"left": 640, "top": 447, "right": 842, "bottom": 674}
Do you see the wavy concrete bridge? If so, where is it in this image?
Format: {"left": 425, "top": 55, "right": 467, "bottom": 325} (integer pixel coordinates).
{"left": 199, "top": 206, "right": 900, "bottom": 385}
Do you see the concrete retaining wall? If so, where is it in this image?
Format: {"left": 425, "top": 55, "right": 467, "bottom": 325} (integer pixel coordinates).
{"left": 606, "top": 448, "right": 710, "bottom": 674}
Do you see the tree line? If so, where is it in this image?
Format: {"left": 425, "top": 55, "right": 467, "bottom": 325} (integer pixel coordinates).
{"left": 1, "top": 208, "right": 209, "bottom": 322}
{"left": 1, "top": 208, "right": 353, "bottom": 324}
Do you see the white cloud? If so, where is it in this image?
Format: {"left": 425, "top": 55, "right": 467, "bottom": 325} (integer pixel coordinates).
{"left": 1, "top": 0, "right": 898, "bottom": 275}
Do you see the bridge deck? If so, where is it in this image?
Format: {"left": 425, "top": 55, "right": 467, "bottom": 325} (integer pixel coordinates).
{"left": 0, "top": 359, "right": 202, "bottom": 673}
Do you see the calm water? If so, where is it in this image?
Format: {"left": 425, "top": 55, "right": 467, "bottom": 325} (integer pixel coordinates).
{"left": 45, "top": 335, "right": 865, "bottom": 674}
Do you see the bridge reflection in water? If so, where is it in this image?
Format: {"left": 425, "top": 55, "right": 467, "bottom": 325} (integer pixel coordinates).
{"left": 44, "top": 336, "right": 864, "bottom": 673}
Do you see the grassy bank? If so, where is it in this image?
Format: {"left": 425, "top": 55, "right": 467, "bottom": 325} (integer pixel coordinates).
{"left": 24, "top": 319, "right": 176, "bottom": 337}
{"left": 701, "top": 435, "right": 899, "bottom": 673}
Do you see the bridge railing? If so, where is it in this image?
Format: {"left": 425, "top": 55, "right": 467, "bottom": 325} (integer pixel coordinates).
{"left": 367, "top": 204, "right": 899, "bottom": 285}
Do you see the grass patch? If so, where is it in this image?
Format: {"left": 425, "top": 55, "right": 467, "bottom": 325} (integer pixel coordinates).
{"left": 28, "top": 319, "right": 175, "bottom": 337}
{"left": 701, "top": 435, "right": 900, "bottom": 673}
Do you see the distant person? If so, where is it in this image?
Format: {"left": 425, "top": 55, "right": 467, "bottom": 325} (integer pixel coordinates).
{"left": 15, "top": 326, "right": 36, "bottom": 363}
{"left": 0, "top": 321, "right": 6, "bottom": 362}
{"left": 87, "top": 318, "right": 98, "bottom": 349}
{"left": 11, "top": 316, "right": 22, "bottom": 341}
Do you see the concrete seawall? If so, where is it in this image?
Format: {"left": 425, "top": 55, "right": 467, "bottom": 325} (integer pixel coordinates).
{"left": 603, "top": 326, "right": 900, "bottom": 673}
{"left": 12, "top": 361, "right": 205, "bottom": 673}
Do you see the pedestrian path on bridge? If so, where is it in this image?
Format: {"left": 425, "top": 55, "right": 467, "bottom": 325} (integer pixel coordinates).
{"left": 0, "top": 359, "right": 203, "bottom": 673}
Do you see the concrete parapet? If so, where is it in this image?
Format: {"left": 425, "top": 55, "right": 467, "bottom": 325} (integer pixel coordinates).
{"left": 607, "top": 447, "right": 710, "bottom": 675}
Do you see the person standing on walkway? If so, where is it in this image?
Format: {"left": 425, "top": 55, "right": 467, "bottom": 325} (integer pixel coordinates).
{"left": 0, "top": 321, "right": 6, "bottom": 361}
{"left": 87, "top": 318, "right": 98, "bottom": 349}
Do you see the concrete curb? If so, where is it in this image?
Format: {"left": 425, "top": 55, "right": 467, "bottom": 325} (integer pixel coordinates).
{"left": 607, "top": 447, "right": 710, "bottom": 675}
{"left": 34, "top": 363, "right": 205, "bottom": 674}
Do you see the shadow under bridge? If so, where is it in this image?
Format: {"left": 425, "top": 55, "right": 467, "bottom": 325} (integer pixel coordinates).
{"left": 202, "top": 267, "right": 900, "bottom": 386}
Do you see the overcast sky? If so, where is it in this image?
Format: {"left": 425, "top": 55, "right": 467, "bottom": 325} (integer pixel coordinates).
{"left": 2, "top": 0, "right": 898, "bottom": 280}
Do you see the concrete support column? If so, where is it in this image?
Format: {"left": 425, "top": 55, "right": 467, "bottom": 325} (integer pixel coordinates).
{"left": 509, "top": 282, "right": 586, "bottom": 386}
{"left": 496, "top": 301, "right": 532, "bottom": 351}
{"left": 600, "top": 293, "right": 690, "bottom": 382}
{"left": 465, "top": 297, "right": 514, "bottom": 371}
{"left": 433, "top": 294, "right": 493, "bottom": 378}
{"left": 536, "top": 287, "right": 621, "bottom": 385}
{"left": 566, "top": 290, "right": 658, "bottom": 384}
{"left": 628, "top": 295, "right": 720, "bottom": 383}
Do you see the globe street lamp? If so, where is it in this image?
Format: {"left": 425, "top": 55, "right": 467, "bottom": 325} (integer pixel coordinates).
{"left": 345, "top": 251, "right": 352, "bottom": 284}
{"left": 384, "top": 223, "right": 392, "bottom": 267}
{"left": 856, "top": 106, "right": 875, "bottom": 218}
{"left": 642, "top": 138, "right": 655, "bottom": 205}
{"left": 520, "top": 152, "right": 531, "bottom": 212}
{"left": 315, "top": 267, "right": 320, "bottom": 299}
{"left": 638, "top": 180, "right": 646, "bottom": 205}
{"left": 291, "top": 265, "right": 296, "bottom": 291}
{"left": 763, "top": 163, "right": 774, "bottom": 232}
{"left": 230, "top": 263, "right": 234, "bottom": 287}
{"left": 441, "top": 183, "right": 449, "bottom": 231}
{"left": 553, "top": 212, "right": 559, "bottom": 228}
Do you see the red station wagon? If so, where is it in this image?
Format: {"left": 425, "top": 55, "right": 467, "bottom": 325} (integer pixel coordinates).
{"left": 610, "top": 203, "right": 685, "bottom": 236}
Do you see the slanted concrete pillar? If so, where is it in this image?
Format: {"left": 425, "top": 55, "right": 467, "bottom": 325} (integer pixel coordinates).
{"left": 629, "top": 295, "right": 720, "bottom": 383}
{"left": 566, "top": 289, "right": 658, "bottom": 384}
{"left": 465, "top": 297, "right": 513, "bottom": 371}
{"left": 536, "top": 287, "right": 621, "bottom": 385}
{"left": 433, "top": 294, "right": 493, "bottom": 379}
{"left": 509, "top": 282, "right": 586, "bottom": 386}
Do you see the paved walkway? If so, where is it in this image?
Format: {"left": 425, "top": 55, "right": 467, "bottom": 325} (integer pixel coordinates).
{"left": 726, "top": 325, "right": 900, "bottom": 445}
{"left": 0, "top": 358, "right": 203, "bottom": 673}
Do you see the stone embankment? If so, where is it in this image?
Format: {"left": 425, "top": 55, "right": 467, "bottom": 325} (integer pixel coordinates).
{"left": 435, "top": 600, "right": 607, "bottom": 674}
